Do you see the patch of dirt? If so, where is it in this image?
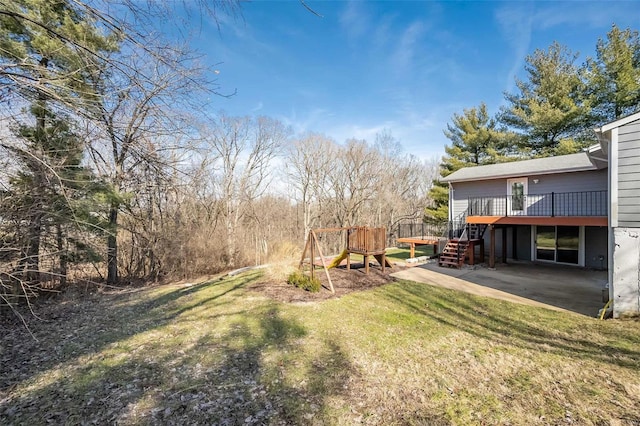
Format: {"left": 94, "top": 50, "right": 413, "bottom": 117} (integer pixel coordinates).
{"left": 249, "top": 263, "right": 406, "bottom": 303}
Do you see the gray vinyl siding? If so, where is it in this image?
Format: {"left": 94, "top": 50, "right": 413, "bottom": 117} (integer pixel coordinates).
{"left": 584, "top": 226, "right": 608, "bottom": 270}
{"left": 450, "top": 169, "right": 607, "bottom": 217}
{"left": 501, "top": 225, "right": 533, "bottom": 261}
{"left": 527, "top": 169, "right": 607, "bottom": 194}
{"left": 451, "top": 179, "right": 505, "bottom": 217}
{"left": 617, "top": 120, "right": 640, "bottom": 227}
{"left": 619, "top": 121, "right": 640, "bottom": 137}
{"left": 618, "top": 180, "right": 640, "bottom": 190}
{"left": 616, "top": 217, "right": 640, "bottom": 227}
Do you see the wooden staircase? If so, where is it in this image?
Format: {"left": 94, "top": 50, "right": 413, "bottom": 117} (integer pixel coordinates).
{"left": 438, "top": 239, "right": 470, "bottom": 268}
{"left": 438, "top": 223, "right": 487, "bottom": 268}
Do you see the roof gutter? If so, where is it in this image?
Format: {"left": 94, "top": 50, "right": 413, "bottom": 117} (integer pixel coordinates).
{"left": 442, "top": 165, "right": 600, "bottom": 184}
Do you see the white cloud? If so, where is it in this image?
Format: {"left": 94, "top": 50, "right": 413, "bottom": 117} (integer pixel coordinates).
{"left": 392, "top": 21, "right": 427, "bottom": 76}
{"left": 277, "top": 107, "right": 334, "bottom": 136}
{"left": 339, "top": 1, "right": 371, "bottom": 43}
{"left": 532, "top": 2, "right": 633, "bottom": 30}
{"left": 323, "top": 116, "right": 446, "bottom": 161}
{"left": 495, "top": 3, "right": 534, "bottom": 96}
{"left": 333, "top": 123, "right": 389, "bottom": 143}
{"left": 495, "top": 1, "right": 637, "bottom": 99}
{"left": 251, "top": 101, "right": 264, "bottom": 113}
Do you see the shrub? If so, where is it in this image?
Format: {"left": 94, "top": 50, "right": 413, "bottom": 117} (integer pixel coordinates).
{"left": 287, "top": 270, "right": 321, "bottom": 292}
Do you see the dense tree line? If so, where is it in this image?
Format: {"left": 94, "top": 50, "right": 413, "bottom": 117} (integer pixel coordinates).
{"left": 425, "top": 25, "right": 640, "bottom": 223}
{"left": 2, "top": 1, "right": 638, "bottom": 312}
{"left": 0, "top": 0, "right": 434, "bottom": 311}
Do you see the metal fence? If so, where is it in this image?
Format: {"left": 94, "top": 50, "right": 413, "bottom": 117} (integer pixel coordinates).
{"left": 468, "top": 190, "right": 607, "bottom": 217}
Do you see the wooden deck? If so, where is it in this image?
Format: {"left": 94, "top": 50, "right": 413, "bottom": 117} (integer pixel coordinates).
{"left": 397, "top": 236, "right": 447, "bottom": 258}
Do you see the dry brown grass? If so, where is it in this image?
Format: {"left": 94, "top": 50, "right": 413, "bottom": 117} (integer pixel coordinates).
{"left": 2, "top": 271, "right": 639, "bottom": 425}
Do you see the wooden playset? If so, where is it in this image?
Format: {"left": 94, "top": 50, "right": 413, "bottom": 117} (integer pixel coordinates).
{"left": 298, "top": 226, "right": 391, "bottom": 293}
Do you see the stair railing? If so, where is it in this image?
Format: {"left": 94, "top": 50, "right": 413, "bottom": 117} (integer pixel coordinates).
{"left": 447, "top": 212, "right": 467, "bottom": 240}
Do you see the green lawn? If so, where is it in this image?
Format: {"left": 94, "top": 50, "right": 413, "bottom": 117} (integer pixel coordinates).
{"left": 386, "top": 246, "right": 436, "bottom": 261}
{"left": 2, "top": 270, "right": 639, "bottom": 425}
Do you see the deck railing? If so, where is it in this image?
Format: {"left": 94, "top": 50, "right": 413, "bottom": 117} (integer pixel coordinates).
{"left": 396, "top": 222, "right": 447, "bottom": 239}
{"left": 468, "top": 190, "right": 607, "bottom": 217}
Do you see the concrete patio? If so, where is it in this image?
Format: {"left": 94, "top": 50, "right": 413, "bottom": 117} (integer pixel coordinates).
{"left": 391, "top": 260, "right": 608, "bottom": 316}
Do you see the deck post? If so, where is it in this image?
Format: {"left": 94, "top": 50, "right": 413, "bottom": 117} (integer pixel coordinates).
{"left": 489, "top": 225, "right": 495, "bottom": 268}
{"left": 501, "top": 227, "right": 507, "bottom": 264}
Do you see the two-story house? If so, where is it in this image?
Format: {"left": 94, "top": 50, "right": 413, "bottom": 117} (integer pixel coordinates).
{"left": 441, "top": 111, "right": 640, "bottom": 318}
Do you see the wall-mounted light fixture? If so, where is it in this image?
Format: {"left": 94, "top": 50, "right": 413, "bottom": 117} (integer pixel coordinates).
{"left": 533, "top": 178, "right": 539, "bottom": 184}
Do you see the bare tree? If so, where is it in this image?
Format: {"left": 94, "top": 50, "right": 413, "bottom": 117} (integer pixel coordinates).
{"left": 86, "top": 43, "right": 212, "bottom": 284}
{"left": 285, "top": 133, "right": 337, "bottom": 242}
{"left": 203, "top": 113, "right": 291, "bottom": 267}
{"left": 284, "top": 130, "right": 438, "bottom": 249}
{"left": 328, "top": 139, "right": 382, "bottom": 227}
{"left": 373, "top": 131, "right": 437, "bottom": 232}
{"left": 0, "top": 0, "right": 240, "bottom": 303}
{"left": 0, "top": 0, "right": 240, "bottom": 111}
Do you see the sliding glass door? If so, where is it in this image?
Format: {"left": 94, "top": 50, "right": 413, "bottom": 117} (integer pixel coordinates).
{"left": 557, "top": 227, "right": 579, "bottom": 264}
{"left": 535, "top": 226, "right": 556, "bottom": 261}
{"left": 535, "top": 226, "right": 580, "bottom": 265}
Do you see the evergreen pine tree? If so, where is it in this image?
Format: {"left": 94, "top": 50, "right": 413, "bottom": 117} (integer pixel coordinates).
{"left": 587, "top": 24, "right": 640, "bottom": 122}
{"left": 425, "top": 103, "right": 512, "bottom": 223}
{"left": 0, "top": 0, "right": 117, "bottom": 286}
{"left": 499, "top": 42, "right": 592, "bottom": 156}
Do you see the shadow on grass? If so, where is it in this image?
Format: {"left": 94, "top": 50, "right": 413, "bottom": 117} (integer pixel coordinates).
{"left": 382, "top": 280, "right": 640, "bottom": 371}
{"left": 0, "top": 272, "right": 257, "bottom": 384}
{"left": 0, "top": 272, "right": 356, "bottom": 424}
{"left": 0, "top": 274, "right": 252, "bottom": 400}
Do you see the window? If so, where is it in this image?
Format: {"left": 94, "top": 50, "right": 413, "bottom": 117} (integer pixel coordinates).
{"left": 535, "top": 226, "right": 580, "bottom": 265}
{"left": 511, "top": 182, "right": 524, "bottom": 211}
{"left": 507, "top": 178, "right": 528, "bottom": 215}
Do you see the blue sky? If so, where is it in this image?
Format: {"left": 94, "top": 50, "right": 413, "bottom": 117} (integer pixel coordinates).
{"left": 185, "top": 1, "right": 640, "bottom": 160}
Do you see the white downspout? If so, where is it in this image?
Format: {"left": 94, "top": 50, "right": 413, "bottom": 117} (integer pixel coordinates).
{"left": 448, "top": 182, "right": 454, "bottom": 223}
{"left": 606, "top": 128, "right": 617, "bottom": 304}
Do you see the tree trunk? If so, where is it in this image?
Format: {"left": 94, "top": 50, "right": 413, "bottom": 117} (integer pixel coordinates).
{"left": 107, "top": 203, "right": 118, "bottom": 284}
{"left": 303, "top": 200, "right": 312, "bottom": 247}
{"left": 21, "top": 57, "right": 50, "bottom": 287}
{"left": 57, "top": 223, "right": 67, "bottom": 287}
{"left": 24, "top": 209, "right": 42, "bottom": 286}
{"left": 226, "top": 214, "right": 236, "bottom": 268}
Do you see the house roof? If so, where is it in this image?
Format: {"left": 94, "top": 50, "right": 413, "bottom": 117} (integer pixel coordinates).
{"left": 595, "top": 110, "right": 640, "bottom": 133}
{"left": 441, "top": 112, "right": 639, "bottom": 184}
{"left": 441, "top": 152, "right": 602, "bottom": 183}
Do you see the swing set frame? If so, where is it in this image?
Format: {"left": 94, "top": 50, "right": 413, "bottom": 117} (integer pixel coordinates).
{"left": 298, "top": 227, "right": 390, "bottom": 293}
